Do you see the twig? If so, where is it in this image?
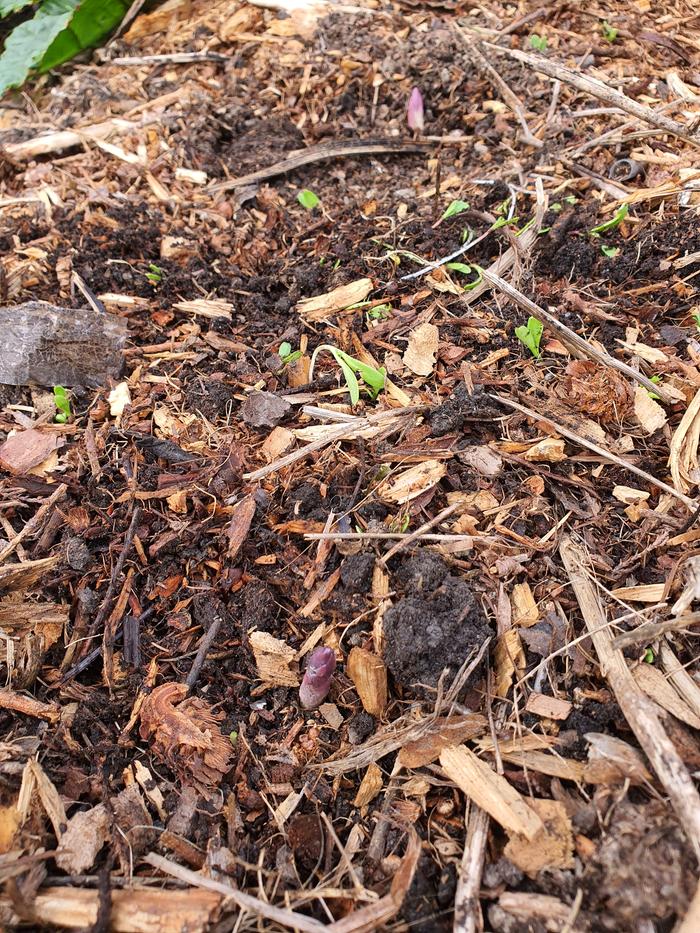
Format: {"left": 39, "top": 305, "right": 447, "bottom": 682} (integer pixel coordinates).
{"left": 560, "top": 535, "right": 700, "bottom": 861}
{"left": 453, "top": 28, "right": 543, "bottom": 148}
{"left": 80, "top": 506, "right": 142, "bottom": 652}
{"left": 304, "top": 532, "right": 494, "bottom": 544}
{"left": 481, "top": 43, "right": 700, "bottom": 145}
{"left": 481, "top": 268, "right": 672, "bottom": 402}
{"left": 208, "top": 139, "right": 429, "bottom": 192}
{"left": 612, "top": 612, "right": 700, "bottom": 650}
{"left": 380, "top": 502, "right": 462, "bottom": 565}
{"left": 0, "top": 484, "right": 67, "bottom": 564}
{"left": 453, "top": 803, "right": 489, "bottom": 933}
{"left": 492, "top": 394, "right": 696, "bottom": 511}
{"left": 185, "top": 612, "right": 224, "bottom": 690}
{"left": 58, "top": 606, "right": 156, "bottom": 685}
{"left": 111, "top": 52, "right": 229, "bottom": 65}
{"left": 243, "top": 408, "right": 422, "bottom": 482}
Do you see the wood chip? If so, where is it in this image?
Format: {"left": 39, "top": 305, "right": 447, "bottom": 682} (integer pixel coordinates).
{"left": 249, "top": 631, "right": 299, "bottom": 687}
{"left": 440, "top": 745, "right": 544, "bottom": 840}
{"left": 504, "top": 798, "right": 574, "bottom": 875}
{"left": 610, "top": 583, "right": 666, "bottom": 603}
{"left": 524, "top": 692, "right": 572, "bottom": 721}
{"left": 227, "top": 495, "right": 256, "bottom": 560}
{"left": 296, "top": 278, "right": 373, "bottom": 321}
{"left": 375, "top": 459, "right": 447, "bottom": 504}
{"left": 354, "top": 762, "right": 383, "bottom": 808}
{"left": 347, "top": 647, "right": 387, "bottom": 718}
{"left": 634, "top": 384, "right": 667, "bottom": 433}
{"left": 632, "top": 663, "right": 700, "bottom": 729}
{"left": 403, "top": 322, "right": 439, "bottom": 376}
{"left": 0, "top": 430, "right": 59, "bottom": 475}
{"left": 512, "top": 582, "right": 539, "bottom": 628}
{"left": 522, "top": 437, "right": 567, "bottom": 462}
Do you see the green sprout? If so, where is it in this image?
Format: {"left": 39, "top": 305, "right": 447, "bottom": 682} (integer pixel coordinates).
{"left": 692, "top": 312, "right": 700, "bottom": 333}
{"left": 601, "top": 244, "right": 620, "bottom": 259}
{"left": 278, "top": 342, "right": 302, "bottom": 365}
{"left": 643, "top": 647, "right": 655, "bottom": 664}
{"left": 647, "top": 374, "right": 662, "bottom": 400}
{"left": 441, "top": 199, "right": 470, "bottom": 220}
{"left": 309, "top": 345, "right": 386, "bottom": 406}
{"left": 297, "top": 189, "right": 320, "bottom": 210}
{"left": 446, "top": 262, "right": 483, "bottom": 290}
{"left": 601, "top": 20, "right": 618, "bottom": 42}
{"left": 515, "top": 317, "right": 544, "bottom": 358}
{"left": 53, "top": 385, "right": 71, "bottom": 424}
{"left": 529, "top": 34, "right": 548, "bottom": 51}
{"left": 590, "top": 203, "right": 629, "bottom": 236}
{"left": 366, "top": 303, "right": 392, "bottom": 322}
{"left": 145, "top": 263, "right": 163, "bottom": 285}
{"left": 563, "top": 195, "right": 578, "bottom": 205}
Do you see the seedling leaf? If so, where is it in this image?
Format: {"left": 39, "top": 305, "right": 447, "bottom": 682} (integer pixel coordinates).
{"left": 601, "top": 244, "right": 620, "bottom": 258}
{"left": 590, "top": 203, "right": 629, "bottom": 236}
{"left": 297, "top": 189, "right": 320, "bottom": 210}
{"left": 309, "top": 344, "right": 386, "bottom": 404}
{"left": 441, "top": 199, "right": 470, "bottom": 220}
{"left": 601, "top": 20, "right": 618, "bottom": 42}
{"left": 515, "top": 317, "right": 544, "bottom": 358}
{"left": 529, "top": 34, "right": 548, "bottom": 51}
{"left": 53, "top": 385, "right": 71, "bottom": 423}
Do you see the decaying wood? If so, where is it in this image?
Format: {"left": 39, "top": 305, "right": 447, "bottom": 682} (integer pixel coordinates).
{"left": 560, "top": 535, "right": 700, "bottom": 860}
{"left": 0, "top": 886, "right": 221, "bottom": 932}
{"left": 0, "top": 303, "right": 126, "bottom": 387}
{"left": 453, "top": 804, "right": 489, "bottom": 933}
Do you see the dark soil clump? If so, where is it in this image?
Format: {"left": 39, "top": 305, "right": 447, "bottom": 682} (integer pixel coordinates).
{"left": 383, "top": 553, "right": 490, "bottom": 692}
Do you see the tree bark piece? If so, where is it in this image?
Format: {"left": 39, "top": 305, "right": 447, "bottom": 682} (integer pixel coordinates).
{"left": 560, "top": 535, "right": 700, "bottom": 861}
{"left": 0, "top": 302, "right": 126, "bottom": 387}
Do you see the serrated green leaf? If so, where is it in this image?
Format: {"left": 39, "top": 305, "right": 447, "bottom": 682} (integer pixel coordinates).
{"left": 297, "top": 189, "right": 320, "bottom": 210}
{"left": 441, "top": 199, "right": 470, "bottom": 220}
{"left": 39, "top": 0, "right": 128, "bottom": 73}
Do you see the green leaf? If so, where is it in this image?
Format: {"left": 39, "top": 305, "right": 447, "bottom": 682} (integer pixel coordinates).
{"left": 0, "top": 0, "right": 80, "bottom": 95}
{"left": 278, "top": 342, "right": 292, "bottom": 359}
{"left": 563, "top": 195, "right": 578, "bottom": 205}
{"left": 643, "top": 647, "right": 655, "bottom": 664}
{"left": 441, "top": 199, "right": 470, "bottom": 220}
{"left": 309, "top": 344, "right": 386, "bottom": 404}
{"left": 590, "top": 203, "right": 629, "bottom": 235}
{"left": 491, "top": 215, "right": 518, "bottom": 231}
{"left": 601, "top": 21, "right": 618, "bottom": 42}
{"left": 601, "top": 244, "right": 620, "bottom": 258}
{"left": 53, "top": 384, "right": 71, "bottom": 423}
{"left": 515, "top": 317, "right": 544, "bottom": 358}
{"left": 550, "top": 202, "right": 562, "bottom": 213}
{"left": 0, "top": 0, "right": 35, "bottom": 15}
{"left": 38, "top": 0, "right": 128, "bottom": 74}
{"left": 297, "top": 189, "right": 320, "bottom": 210}
{"left": 529, "top": 34, "right": 548, "bottom": 51}
{"left": 446, "top": 262, "right": 473, "bottom": 275}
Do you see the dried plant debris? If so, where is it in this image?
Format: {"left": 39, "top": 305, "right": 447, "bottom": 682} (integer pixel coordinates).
{"left": 3, "top": 0, "right": 700, "bottom": 929}
{"left": 138, "top": 684, "right": 233, "bottom": 795}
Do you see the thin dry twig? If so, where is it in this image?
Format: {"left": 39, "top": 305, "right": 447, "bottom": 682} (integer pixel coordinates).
{"left": 560, "top": 535, "right": 700, "bottom": 861}
{"left": 492, "top": 394, "right": 696, "bottom": 511}
{"left": 453, "top": 803, "right": 489, "bottom": 933}
{"left": 0, "top": 484, "right": 67, "bottom": 564}
{"left": 482, "top": 43, "right": 700, "bottom": 144}
{"left": 481, "top": 268, "right": 672, "bottom": 402}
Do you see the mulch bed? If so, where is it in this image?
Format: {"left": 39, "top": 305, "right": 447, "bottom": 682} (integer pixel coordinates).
{"left": 1, "top": 0, "right": 700, "bottom": 930}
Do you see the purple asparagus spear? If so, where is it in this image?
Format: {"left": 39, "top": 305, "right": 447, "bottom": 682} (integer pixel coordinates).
{"left": 299, "top": 647, "right": 336, "bottom": 709}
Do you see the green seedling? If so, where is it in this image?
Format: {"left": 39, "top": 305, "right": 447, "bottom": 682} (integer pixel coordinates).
{"left": 366, "top": 303, "right": 392, "bottom": 322}
{"left": 491, "top": 215, "right": 519, "bottom": 231}
{"left": 590, "top": 203, "right": 629, "bottom": 236}
{"left": 145, "top": 263, "right": 163, "bottom": 285}
{"left": 601, "top": 244, "right": 620, "bottom": 258}
{"left": 446, "top": 262, "right": 483, "bottom": 290}
{"left": 278, "top": 342, "right": 302, "bottom": 365}
{"left": 647, "top": 374, "right": 662, "bottom": 400}
{"left": 441, "top": 199, "right": 470, "bottom": 221}
{"left": 601, "top": 20, "right": 618, "bottom": 42}
{"left": 515, "top": 317, "right": 544, "bottom": 358}
{"left": 309, "top": 344, "right": 386, "bottom": 405}
{"left": 529, "top": 34, "right": 548, "bottom": 51}
{"left": 692, "top": 312, "right": 700, "bottom": 333}
{"left": 297, "top": 189, "right": 320, "bottom": 210}
{"left": 643, "top": 647, "right": 655, "bottom": 664}
{"left": 53, "top": 385, "right": 71, "bottom": 424}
